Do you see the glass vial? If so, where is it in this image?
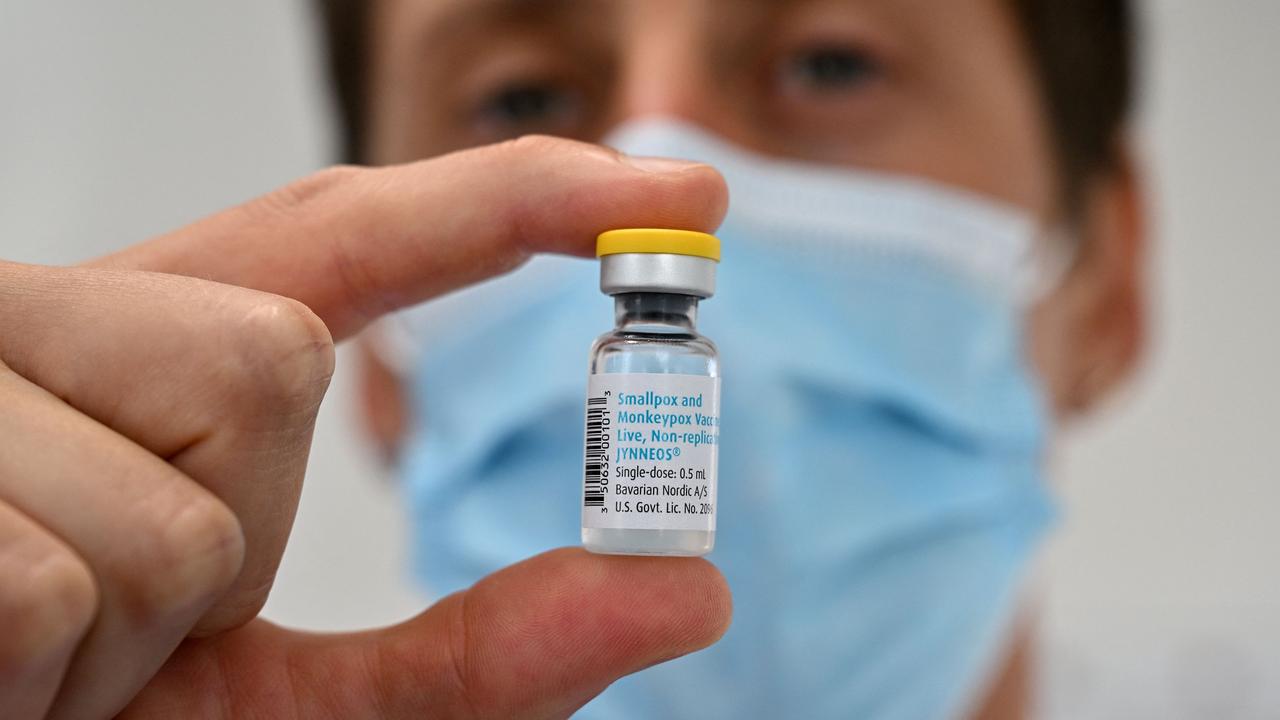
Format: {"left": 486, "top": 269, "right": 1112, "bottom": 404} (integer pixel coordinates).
{"left": 582, "top": 229, "right": 721, "bottom": 556}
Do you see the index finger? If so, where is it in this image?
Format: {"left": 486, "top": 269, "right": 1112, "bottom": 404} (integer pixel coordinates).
{"left": 92, "top": 135, "right": 727, "bottom": 340}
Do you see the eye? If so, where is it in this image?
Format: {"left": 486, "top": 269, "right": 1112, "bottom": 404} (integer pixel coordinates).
{"left": 474, "top": 80, "right": 583, "bottom": 133}
{"left": 778, "top": 44, "right": 880, "bottom": 94}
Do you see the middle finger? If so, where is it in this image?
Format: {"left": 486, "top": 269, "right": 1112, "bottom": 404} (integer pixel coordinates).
{"left": 0, "top": 362, "right": 244, "bottom": 720}
{"left": 0, "top": 263, "right": 333, "bottom": 634}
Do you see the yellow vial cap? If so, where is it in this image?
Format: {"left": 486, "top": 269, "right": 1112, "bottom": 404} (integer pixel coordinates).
{"left": 596, "top": 228, "right": 721, "bottom": 262}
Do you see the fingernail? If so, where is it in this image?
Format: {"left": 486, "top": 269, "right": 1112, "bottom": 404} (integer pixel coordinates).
{"left": 621, "top": 154, "right": 703, "bottom": 173}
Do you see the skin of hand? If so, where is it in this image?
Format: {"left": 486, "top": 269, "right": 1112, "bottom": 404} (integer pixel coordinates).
{"left": 0, "top": 135, "right": 731, "bottom": 720}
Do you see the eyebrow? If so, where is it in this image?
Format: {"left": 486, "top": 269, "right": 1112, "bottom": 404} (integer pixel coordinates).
{"left": 417, "top": 0, "right": 597, "bottom": 49}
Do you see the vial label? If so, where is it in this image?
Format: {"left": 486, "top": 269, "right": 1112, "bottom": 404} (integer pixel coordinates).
{"left": 582, "top": 373, "right": 720, "bottom": 531}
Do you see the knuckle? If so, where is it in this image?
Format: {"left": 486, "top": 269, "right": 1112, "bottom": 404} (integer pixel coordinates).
{"left": 440, "top": 592, "right": 482, "bottom": 719}
{"left": 119, "top": 493, "right": 245, "bottom": 626}
{"left": 261, "top": 164, "right": 369, "bottom": 216}
{"left": 0, "top": 546, "right": 98, "bottom": 673}
{"left": 226, "top": 293, "right": 336, "bottom": 411}
{"left": 447, "top": 594, "right": 472, "bottom": 694}
{"left": 496, "top": 133, "right": 585, "bottom": 161}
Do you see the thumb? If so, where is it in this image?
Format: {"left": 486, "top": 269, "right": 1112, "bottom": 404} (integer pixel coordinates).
{"left": 120, "top": 549, "right": 733, "bottom": 719}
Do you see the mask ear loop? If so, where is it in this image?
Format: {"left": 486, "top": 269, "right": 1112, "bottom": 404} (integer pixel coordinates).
{"left": 366, "top": 313, "right": 428, "bottom": 376}
{"left": 1016, "top": 224, "right": 1079, "bottom": 307}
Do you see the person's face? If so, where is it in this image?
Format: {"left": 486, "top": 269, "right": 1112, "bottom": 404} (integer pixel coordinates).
{"left": 366, "top": 0, "right": 1145, "bottom": 416}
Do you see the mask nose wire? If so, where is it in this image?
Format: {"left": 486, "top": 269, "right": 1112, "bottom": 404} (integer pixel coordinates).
{"left": 607, "top": 116, "right": 1058, "bottom": 307}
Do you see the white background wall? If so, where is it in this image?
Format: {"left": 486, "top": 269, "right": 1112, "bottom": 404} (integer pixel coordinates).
{"left": 1, "top": 2, "right": 1276, "bottom": 717}
{"left": 1038, "top": 3, "right": 1280, "bottom": 716}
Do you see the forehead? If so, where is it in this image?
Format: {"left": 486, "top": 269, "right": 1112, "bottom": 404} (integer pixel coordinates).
{"left": 378, "top": 0, "right": 1015, "bottom": 50}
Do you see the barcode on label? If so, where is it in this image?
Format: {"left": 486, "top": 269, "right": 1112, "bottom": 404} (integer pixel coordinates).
{"left": 583, "top": 395, "right": 608, "bottom": 507}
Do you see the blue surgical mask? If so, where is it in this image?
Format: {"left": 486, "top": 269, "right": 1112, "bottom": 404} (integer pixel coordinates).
{"left": 389, "top": 119, "right": 1059, "bottom": 719}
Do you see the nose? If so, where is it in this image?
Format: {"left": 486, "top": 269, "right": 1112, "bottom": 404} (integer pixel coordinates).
{"left": 606, "top": 0, "right": 749, "bottom": 143}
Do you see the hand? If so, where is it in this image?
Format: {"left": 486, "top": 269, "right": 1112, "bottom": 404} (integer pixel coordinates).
{"left": 0, "top": 136, "right": 730, "bottom": 719}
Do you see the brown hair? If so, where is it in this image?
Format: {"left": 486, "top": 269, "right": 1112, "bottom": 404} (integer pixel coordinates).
{"left": 1008, "top": 0, "right": 1135, "bottom": 213}
{"left": 314, "top": 0, "right": 369, "bottom": 166}
{"left": 312, "top": 0, "right": 1134, "bottom": 213}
